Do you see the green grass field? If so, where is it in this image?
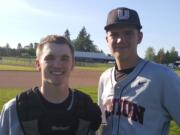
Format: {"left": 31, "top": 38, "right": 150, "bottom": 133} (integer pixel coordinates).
{"left": 0, "top": 64, "right": 111, "bottom": 72}
{"left": 0, "top": 57, "right": 35, "bottom": 66}
{"left": 0, "top": 87, "right": 98, "bottom": 110}
{"left": 1, "top": 62, "right": 180, "bottom": 73}
{"left": 0, "top": 87, "right": 180, "bottom": 134}
{"left": 0, "top": 64, "right": 36, "bottom": 71}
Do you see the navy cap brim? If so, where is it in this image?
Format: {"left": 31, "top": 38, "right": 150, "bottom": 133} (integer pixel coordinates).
{"left": 104, "top": 23, "right": 142, "bottom": 31}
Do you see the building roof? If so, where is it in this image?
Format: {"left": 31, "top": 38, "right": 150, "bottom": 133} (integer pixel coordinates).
{"left": 75, "top": 51, "right": 114, "bottom": 60}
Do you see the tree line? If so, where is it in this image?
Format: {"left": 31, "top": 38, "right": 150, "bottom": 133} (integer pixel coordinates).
{"left": 0, "top": 27, "right": 102, "bottom": 58}
{"left": 145, "top": 46, "right": 180, "bottom": 64}
{"left": 0, "top": 26, "right": 179, "bottom": 64}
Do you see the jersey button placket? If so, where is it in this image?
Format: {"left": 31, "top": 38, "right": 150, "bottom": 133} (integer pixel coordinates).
{"left": 111, "top": 84, "right": 120, "bottom": 135}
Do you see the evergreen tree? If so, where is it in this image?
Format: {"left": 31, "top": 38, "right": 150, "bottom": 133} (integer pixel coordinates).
{"left": 145, "top": 47, "right": 156, "bottom": 61}
{"left": 156, "top": 48, "right": 166, "bottom": 64}
{"left": 4, "top": 43, "right": 10, "bottom": 56}
{"left": 5, "top": 43, "right": 10, "bottom": 49}
{"left": 34, "top": 43, "right": 38, "bottom": 50}
{"left": 28, "top": 43, "right": 35, "bottom": 57}
{"left": 29, "top": 43, "right": 34, "bottom": 49}
{"left": 64, "top": 29, "right": 71, "bottom": 43}
{"left": 74, "top": 27, "right": 99, "bottom": 52}
{"left": 17, "top": 43, "right": 22, "bottom": 56}
{"left": 169, "top": 47, "right": 179, "bottom": 63}
{"left": 17, "top": 43, "right": 22, "bottom": 50}
{"left": 165, "top": 51, "right": 170, "bottom": 64}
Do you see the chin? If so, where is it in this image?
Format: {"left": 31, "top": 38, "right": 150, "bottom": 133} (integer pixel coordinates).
{"left": 115, "top": 55, "right": 128, "bottom": 62}
{"left": 45, "top": 79, "right": 61, "bottom": 86}
{"left": 52, "top": 79, "right": 64, "bottom": 84}
{"left": 114, "top": 52, "right": 128, "bottom": 59}
{"left": 52, "top": 83, "right": 62, "bottom": 86}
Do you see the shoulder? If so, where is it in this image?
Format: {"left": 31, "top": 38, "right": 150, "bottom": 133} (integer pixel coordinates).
{"left": 99, "top": 67, "right": 114, "bottom": 80}
{"left": 73, "top": 89, "right": 93, "bottom": 102}
{"left": 17, "top": 87, "right": 36, "bottom": 97}
{"left": 2, "top": 88, "right": 36, "bottom": 112}
{"left": 142, "top": 61, "right": 180, "bottom": 85}
{"left": 145, "top": 61, "right": 177, "bottom": 76}
{"left": 3, "top": 98, "right": 16, "bottom": 111}
{"left": 1, "top": 98, "right": 17, "bottom": 123}
{"left": 72, "top": 89, "right": 100, "bottom": 112}
{"left": 16, "top": 87, "right": 39, "bottom": 102}
{"left": 72, "top": 89, "right": 101, "bottom": 119}
{"left": 146, "top": 61, "right": 168, "bottom": 70}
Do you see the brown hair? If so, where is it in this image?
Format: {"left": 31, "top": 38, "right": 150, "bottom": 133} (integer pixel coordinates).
{"left": 36, "top": 35, "right": 74, "bottom": 59}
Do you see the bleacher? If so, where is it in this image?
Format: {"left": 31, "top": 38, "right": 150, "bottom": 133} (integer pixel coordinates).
{"left": 75, "top": 51, "right": 114, "bottom": 63}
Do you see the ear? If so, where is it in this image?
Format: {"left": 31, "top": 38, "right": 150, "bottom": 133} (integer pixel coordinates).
{"left": 137, "top": 32, "right": 143, "bottom": 44}
{"left": 35, "top": 59, "right": 41, "bottom": 72}
{"left": 106, "top": 35, "right": 108, "bottom": 43}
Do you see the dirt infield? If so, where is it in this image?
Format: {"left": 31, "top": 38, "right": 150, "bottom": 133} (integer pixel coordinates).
{"left": 0, "top": 69, "right": 102, "bottom": 89}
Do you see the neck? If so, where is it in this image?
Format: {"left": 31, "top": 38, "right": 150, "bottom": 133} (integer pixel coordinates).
{"left": 40, "top": 83, "right": 69, "bottom": 103}
{"left": 115, "top": 56, "right": 140, "bottom": 70}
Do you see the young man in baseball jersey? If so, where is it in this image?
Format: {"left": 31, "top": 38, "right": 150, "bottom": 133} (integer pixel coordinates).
{"left": 98, "top": 7, "right": 180, "bottom": 135}
{"left": 0, "top": 35, "right": 101, "bottom": 135}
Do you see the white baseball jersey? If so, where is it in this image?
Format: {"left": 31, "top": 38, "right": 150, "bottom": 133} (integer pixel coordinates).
{"left": 98, "top": 59, "right": 180, "bottom": 135}
{"left": 0, "top": 98, "right": 23, "bottom": 135}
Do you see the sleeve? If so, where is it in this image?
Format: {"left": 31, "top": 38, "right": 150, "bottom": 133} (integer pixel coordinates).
{"left": 162, "top": 69, "right": 180, "bottom": 125}
{"left": 0, "top": 104, "right": 10, "bottom": 135}
{"left": 98, "top": 75, "right": 107, "bottom": 125}
{"left": 0, "top": 99, "right": 23, "bottom": 135}
{"left": 87, "top": 102, "right": 102, "bottom": 131}
{"left": 81, "top": 95, "right": 102, "bottom": 131}
{"left": 75, "top": 91, "right": 102, "bottom": 131}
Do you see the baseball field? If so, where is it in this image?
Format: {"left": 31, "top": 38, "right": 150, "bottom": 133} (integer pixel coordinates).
{"left": 0, "top": 63, "right": 180, "bottom": 135}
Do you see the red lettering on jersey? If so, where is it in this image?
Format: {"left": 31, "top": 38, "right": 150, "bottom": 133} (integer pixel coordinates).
{"left": 109, "top": 99, "right": 145, "bottom": 124}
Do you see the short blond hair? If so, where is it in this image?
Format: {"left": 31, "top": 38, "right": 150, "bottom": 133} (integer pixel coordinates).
{"left": 36, "top": 35, "right": 74, "bottom": 59}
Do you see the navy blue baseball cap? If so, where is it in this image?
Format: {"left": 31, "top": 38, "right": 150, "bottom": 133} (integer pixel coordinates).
{"left": 104, "top": 7, "right": 142, "bottom": 31}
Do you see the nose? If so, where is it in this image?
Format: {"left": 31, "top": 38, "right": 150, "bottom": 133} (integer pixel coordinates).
{"left": 53, "top": 59, "right": 62, "bottom": 68}
{"left": 117, "top": 38, "right": 122, "bottom": 44}
{"left": 116, "top": 33, "right": 125, "bottom": 44}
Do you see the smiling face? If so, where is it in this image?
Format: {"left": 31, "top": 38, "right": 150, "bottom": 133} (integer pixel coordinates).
{"left": 36, "top": 43, "right": 74, "bottom": 87}
{"left": 106, "top": 25, "right": 143, "bottom": 64}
